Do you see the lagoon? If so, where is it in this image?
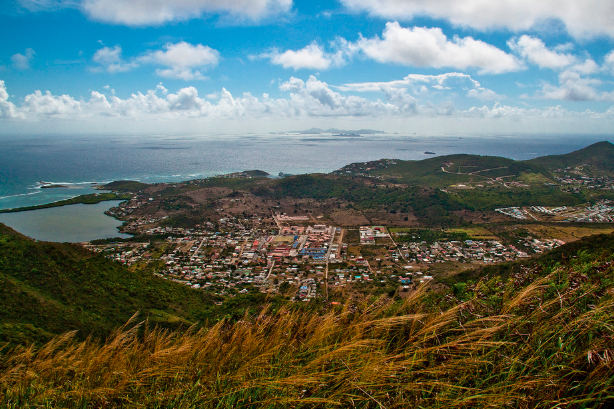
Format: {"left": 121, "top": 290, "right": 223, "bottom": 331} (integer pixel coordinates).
{"left": 0, "top": 201, "right": 132, "bottom": 243}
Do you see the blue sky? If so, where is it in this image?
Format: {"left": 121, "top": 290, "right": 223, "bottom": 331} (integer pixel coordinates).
{"left": 1, "top": 0, "right": 614, "bottom": 135}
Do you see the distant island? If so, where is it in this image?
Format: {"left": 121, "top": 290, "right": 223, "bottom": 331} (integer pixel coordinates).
{"left": 40, "top": 184, "right": 69, "bottom": 189}
{"left": 286, "top": 128, "right": 386, "bottom": 135}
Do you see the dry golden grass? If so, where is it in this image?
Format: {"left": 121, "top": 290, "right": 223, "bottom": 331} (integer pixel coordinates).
{"left": 2, "top": 261, "right": 614, "bottom": 408}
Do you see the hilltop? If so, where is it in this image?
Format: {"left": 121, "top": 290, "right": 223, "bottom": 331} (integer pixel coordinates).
{"left": 527, "top": 141, "right": 614, "bottom": 174}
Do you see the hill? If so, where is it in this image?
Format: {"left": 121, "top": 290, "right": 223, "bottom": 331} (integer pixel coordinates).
{"left": 0, "top": 223, "right": 217, "bottom": 346}
{"left": 334, "top": 153, "right": 550, "bottom": 186}
{"left": 525, "top": 141, "right": 614, "bottom": 175}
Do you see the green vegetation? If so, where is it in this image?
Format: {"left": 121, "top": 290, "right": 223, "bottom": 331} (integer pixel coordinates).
{"left": 258, "top": 174, "right": 463, "bottom": 225}
{"left": 0, "top": 192, "right": 131, "bottom": 213}
{"left": 242, "top": 169, "right": 270, "bottom": 177}
{"left": 0, "top": 224, "right": 218, "bottom": 346}
{"left": 451, "top": 185, "right": 586, "bottom": 210}
{"left": 391, "top": 228, "right": 471, "bottom": 243}
{"left": 2, "top": 143, "right": 614, "bottom": 407}
{"left": 101, "top": 180, "right": 150, "bottom": 192}
{"left": 526, "top": 141, "right": 614, "bottom": 175}
{"left": 2, "top": 233, "right": 614, "bottom": 407}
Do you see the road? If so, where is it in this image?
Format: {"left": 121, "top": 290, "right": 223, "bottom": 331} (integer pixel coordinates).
{"left": 324, "top": 228, "right": 337, "bottom": 301}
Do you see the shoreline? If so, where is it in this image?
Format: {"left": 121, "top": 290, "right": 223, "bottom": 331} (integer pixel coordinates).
{"left": 0, "top": 192, "right": 132, "bottom": 214}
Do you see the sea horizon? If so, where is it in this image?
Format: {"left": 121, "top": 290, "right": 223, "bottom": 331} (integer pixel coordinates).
{"left": 1, "top": 132, "right": 612, "bottom": 211}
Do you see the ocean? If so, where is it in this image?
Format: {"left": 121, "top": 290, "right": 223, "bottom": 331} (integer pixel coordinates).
{"left": 1, "top": 133, "right": 609, "bottom": 210}
{"left": 0, "top": 133, "right": 610, "bottom": 242}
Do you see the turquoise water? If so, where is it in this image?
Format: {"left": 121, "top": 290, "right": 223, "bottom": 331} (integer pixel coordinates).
{"left": 0, "top": 201, "right": 131, "bottom": 243}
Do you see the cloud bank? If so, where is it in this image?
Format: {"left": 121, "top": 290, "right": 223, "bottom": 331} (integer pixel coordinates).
{"left": 82, "top": 0, "right": 293, "bottom": 25}
{"left": 357, "top": 23, "right": 522, "bottom": 74}
{"left": 341, "top": 0, "right": 614, "bottom": 39}
{"left": 91, "top": 42, "right": 220, "bottom": 80}
{"left": 1, "top": 77, "right": 612, "bottom": 125}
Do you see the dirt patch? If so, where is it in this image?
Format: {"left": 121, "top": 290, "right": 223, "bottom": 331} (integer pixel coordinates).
{"left": 329, "top": 210, "right": 371, "bottom": 226}
{"left": 519, "top": 224, "right": 614, "bottom": 243}
{"left": 185, "top": 187, "right": 234, "bottom": 204}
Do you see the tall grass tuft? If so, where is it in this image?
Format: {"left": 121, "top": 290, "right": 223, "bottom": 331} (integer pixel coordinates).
{"left": 2, "top": 259, "right": 614, "bottom": 408}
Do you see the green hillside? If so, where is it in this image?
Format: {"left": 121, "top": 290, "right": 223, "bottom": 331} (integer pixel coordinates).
{"left": 101, "top": 180, "right": 150, "bottom": 192}
{"left": 525, "top": 141, "right": 614, "bottom": 174}
{"left": 0, "top": 223, "right": 217, "bottom": 346}
{"left": 2, "top": 232, "right": 614, "bottom": 407}
{"left": 336, "top": 153, "right": 547, "bottom": 183}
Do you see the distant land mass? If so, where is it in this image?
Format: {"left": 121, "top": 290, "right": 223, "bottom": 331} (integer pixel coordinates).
{"left": 281, "top": 128, "right": 386, "bottom": 135}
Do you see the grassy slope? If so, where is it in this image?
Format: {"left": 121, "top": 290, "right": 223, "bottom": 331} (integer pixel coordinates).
{"left": 0, "top": 224, "right": 216, "bottom": 346}
{"left": 525, "top": 141, "right": 614, "bottom": 174}
{"left": 1, "top": 232, "right": 614, "bottom": 407}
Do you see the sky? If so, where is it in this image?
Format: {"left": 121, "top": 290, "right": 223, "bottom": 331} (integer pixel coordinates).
{"left": 1, "top": 0, "right": 614, "bottom": 135}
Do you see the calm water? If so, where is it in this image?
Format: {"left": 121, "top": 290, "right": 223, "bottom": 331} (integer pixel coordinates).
{"left": 0, "top": 201, "right": 131, "bottom": 242}
{"left": 0, "top": 132, "right": 611, "bottom": 242}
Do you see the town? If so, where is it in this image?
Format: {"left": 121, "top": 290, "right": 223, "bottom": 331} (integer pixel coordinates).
{"left": 496, "top": 200, "right": 614, "bottom": 222}
{"left": 84, "top": 210, "right": 566, "bottom": 302}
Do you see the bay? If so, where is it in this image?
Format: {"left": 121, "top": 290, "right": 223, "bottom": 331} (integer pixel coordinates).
{"left": 0, "top": 201, "right": 131, "bottom": 243}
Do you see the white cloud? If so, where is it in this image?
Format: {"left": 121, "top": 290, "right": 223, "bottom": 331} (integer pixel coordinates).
{"left": 17, "top": 0, "right": 78, "bottom": 12}
{"left": 260, "top": 39, "right": 356, "bottom": 70}
{"left": 269, "top": 44, "right": 333, "bottom": 70}
{"left": 92, "top": 42, "right": 220, "bottom": 80}
{"left": 11, "top": 48, "right": 35, "bottom": 70}
{"left": 507, "top": 36, "right": 576, "bottom": 69}
{"left": 338, "top": 72, "right": 503, "bottom": 100}
{"left": 605, "top": 51, "right": 614, "bottom": 75}
{"left": 531, "top": 70, "right": 614, "bottom": 102}
{"left": 21, "top": 90, "right": 83, "bottom": 116}
{"left": 466, "top": 88, "right": 499, "bottom": 101}
{"left": 341, "top": 0, "right": 614, "bottom": 39}
{"left": 0, "top": 80, "right": 21, "bottom": 119}
{"left": 92, "top": 45, "right": 138, "bottom": 73}
{"left": 81, "top": 0, "right": 292, "bottom": 25}
{"left": 139, "top": 42, "right": 220, "bottom": 80}
{"left": 1, "top": 77, "right": 612, "bottom": 132}
{"left": 357, "top": 22, "right": 522, "bottom": 74}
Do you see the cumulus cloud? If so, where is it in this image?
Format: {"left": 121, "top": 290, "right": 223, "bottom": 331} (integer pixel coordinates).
{"left": 138, "top": 42, "right": 220, "bottom": 80}
{"left": 22, "top": 90, "right": 83, "bottom": 116}
{"left": 508, "top": 36, "right": 576, "bottom": 69}
{"left": 0, "top": 80, "right": 21, "bottom": 119}
{"left": 0, "top": 77, "right": 612, "bottom": 126}
{"left": 80, "top": 0, "right": 292, "bottom": 25}
{"left": 11, "top": 48, "right": 35, "bottom": 70}
{"left": 259, "top": 39, "right": 356, "bottom": 70}
{"left": 466, "top": 88, "right": 500, "bottom": 101}
{"left": 267, "top": 44, "right": 334, "bottom": 70}
{"left": 531, "top": 70, "right": 614, "bottom": 102}
{"left": 338, "top": 72, "right": 503, "bottom": 100}
{"left": 92, "top": 42, "right": 219, "bottom": 80}
{"left": 92, "top": 45, "right": 138, "bottom": 73}
{"left": 341, "top": 0, "right": 614, "bottom": 39}
{"left": 357, "top": 22, "right": 522, "bottom": 74}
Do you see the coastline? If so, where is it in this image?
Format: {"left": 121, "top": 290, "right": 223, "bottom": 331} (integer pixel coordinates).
{"left": 0, "top": 192, "right": 132, "bottom": 214}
